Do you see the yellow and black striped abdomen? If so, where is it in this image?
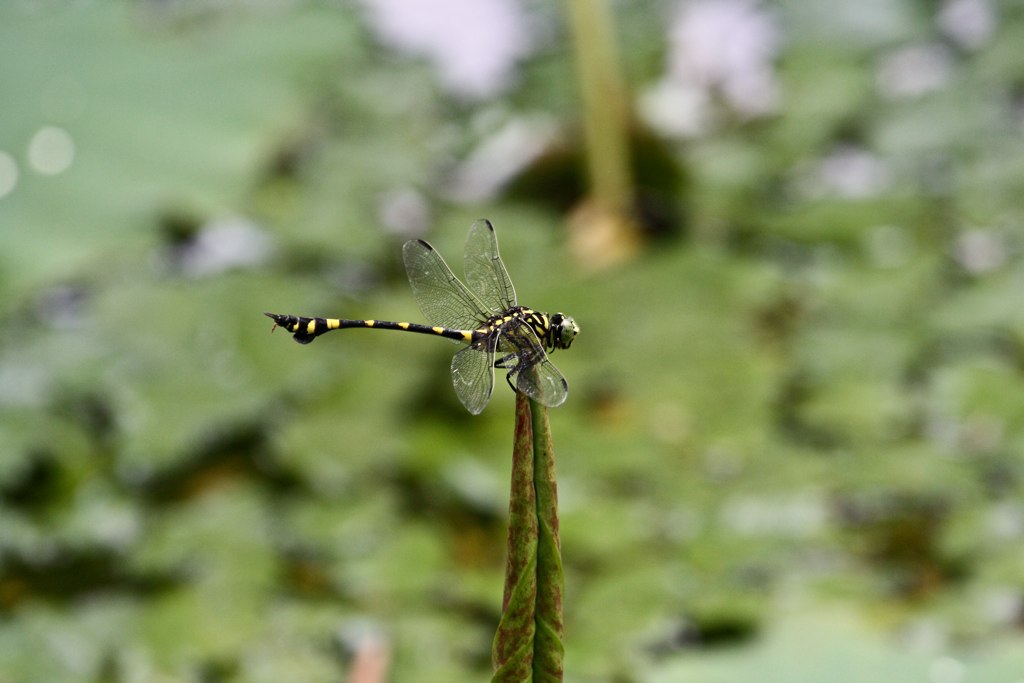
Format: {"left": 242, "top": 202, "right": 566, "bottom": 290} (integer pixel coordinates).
{"left": 264, "top": 312, "right": 482, "bottom": 345}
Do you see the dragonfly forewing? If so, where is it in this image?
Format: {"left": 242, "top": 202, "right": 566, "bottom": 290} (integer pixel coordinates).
{"left": 464, "top": 219, "right": 517, "bottom": 314}
{"left": 403, "top": 238, "right": 491, "bottom": 331}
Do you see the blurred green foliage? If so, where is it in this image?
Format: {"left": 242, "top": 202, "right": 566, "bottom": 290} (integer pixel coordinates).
{"left": 2, "top": 1, "right": 1024, "bottom": 681}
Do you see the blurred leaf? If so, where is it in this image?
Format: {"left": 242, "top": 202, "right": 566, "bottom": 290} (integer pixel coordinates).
{"left": 646, "top": 606, "right": 1024, "bottom": 682}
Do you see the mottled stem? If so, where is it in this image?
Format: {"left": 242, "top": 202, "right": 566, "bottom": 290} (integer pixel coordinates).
{"left": 492, "top": 392, "right": 564, "bottom": 681}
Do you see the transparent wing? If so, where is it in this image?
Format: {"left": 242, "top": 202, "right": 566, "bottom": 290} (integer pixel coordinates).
{"left": 464, "top": 218, "right": 517, "bottom": 314}
{"left": 403, "top": 238, "right": 491, "bottom": 330}
{"left": 450, "top": 336, "right": 497, "bottom": 415}
{"left": 513, "top": 356, "right": 569, "bottom": 408}
{"left": 500, "top": 318, "right": 569, "bottom": 408}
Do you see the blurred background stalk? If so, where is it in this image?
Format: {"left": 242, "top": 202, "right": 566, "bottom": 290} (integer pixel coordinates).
{"left": 564, "top": 0, "right": 640, "bottom": 266}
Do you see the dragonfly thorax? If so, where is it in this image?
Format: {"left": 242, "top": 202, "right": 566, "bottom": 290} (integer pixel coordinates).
{"left": 488, "top": 306, "right": 576, "bottom": 352}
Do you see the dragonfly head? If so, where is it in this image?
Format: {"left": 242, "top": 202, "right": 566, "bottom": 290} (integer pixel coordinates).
{"left": 548, "top": 313, "right": 579, "bottom": 351}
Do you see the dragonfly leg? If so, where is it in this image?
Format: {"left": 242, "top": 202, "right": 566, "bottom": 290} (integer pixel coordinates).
{"left": 493, "top": 353, "right": 517, "bottom": 369}
{"left": 492, "top": 353, "right": 522, "bottom": 394}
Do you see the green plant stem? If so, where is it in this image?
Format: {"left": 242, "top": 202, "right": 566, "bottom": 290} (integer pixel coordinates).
{"left": 492, "top": 392, "right": 564, "bottom": 682}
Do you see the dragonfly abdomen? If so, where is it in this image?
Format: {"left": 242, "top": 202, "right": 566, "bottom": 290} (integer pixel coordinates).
{"left": 264, "top": 312, "right": 482, "bottom": 345}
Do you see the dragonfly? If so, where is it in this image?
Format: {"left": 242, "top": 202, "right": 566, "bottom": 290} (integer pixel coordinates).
{"left": 265, "top": 219, "right": 579, "bottom": 414}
